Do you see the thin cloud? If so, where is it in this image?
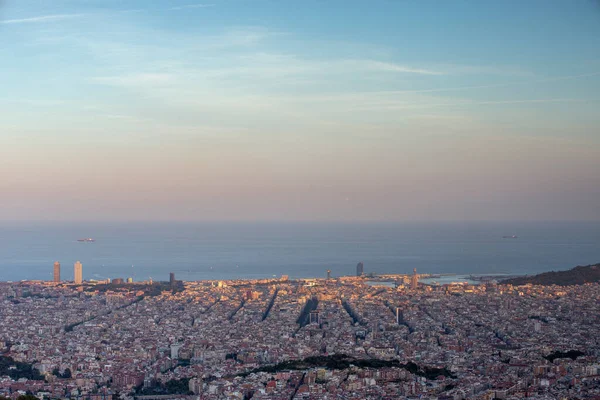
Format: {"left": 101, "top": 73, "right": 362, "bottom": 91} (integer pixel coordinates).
{"left": 169, "top": 4, "right": 215, "bottom": 11}
{"left": 365, "top": 61, "right": 444, "bottom": 75}
{"left": 0, "top": 98, "right": 65, "bottom": 107}
{"left": 0, "top": 14, "right": 84, "bottom": 24}
{"left": 91, "top": 73, "right": 176, "bottom": 87}
{"left": 352, "top": 98, "right": 587, "bottom": 111}
{"left": 471, "top": 98, "right": 586, "bottom": 106}
{"left": 366, "top": 71, "right": 600, "bottom": 95}
{"left": 355, "top": 61, "right": 532, "bottom": 77}
{"left": 436, "top": 64, "right": 531, "bottom": 77}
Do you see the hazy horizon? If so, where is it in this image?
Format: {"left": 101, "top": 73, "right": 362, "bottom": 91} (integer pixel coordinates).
{"left": 2, "top": 220, "right": 599, "bottom": 282}
{"left": 13, "top": 217, "right": 597, "bottom": 226}
{"left": 2, "top": 0, "right": 599, "bottom": 222}
{"left": 1, "top": 218, "right": 600, "bottom": 224}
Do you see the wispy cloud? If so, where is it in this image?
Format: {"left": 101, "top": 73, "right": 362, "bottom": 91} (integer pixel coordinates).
{"left": 103, "top": 114, "right": 153, "bottom": 123}
{"left": 363, "top": 61, "right": 444, "bottom": 75}
{"left": 350, "top": 98, "right": 587, "bottom": 111}
{"left": 169, "top": 3, "right": 215, "bottom": 11}
{"left": 371, "top": 71, "right": 600, "bottom": 95}
{"left": 91, "top": 73, "right": 176, "bottom": 87}
{"left": 469, "top": 98, "right": 585, "bottom": 106}
{"left": 0, "top": 98, "right": 66, "bottom": 107}
{"left": 0, "top": 14, "right": 84, "bottom": 25}
{"left": 436, "top": 64, "right": 531, "bottom": 77}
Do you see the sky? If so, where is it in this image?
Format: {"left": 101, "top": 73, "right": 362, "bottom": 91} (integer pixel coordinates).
{"left": 1, "top": 0, "right": 599, "bottom": 222}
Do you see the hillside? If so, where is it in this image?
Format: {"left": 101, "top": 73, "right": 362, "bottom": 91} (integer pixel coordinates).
{"left": 502, "top": 263, "right": 600, "bottom": 286}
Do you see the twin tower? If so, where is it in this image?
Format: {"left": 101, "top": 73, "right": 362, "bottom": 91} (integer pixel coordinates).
{"left": 53, "top": 261, "right": 83, "bottom": 284}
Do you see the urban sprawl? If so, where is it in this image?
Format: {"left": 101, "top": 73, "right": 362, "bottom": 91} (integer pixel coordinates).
{"left": 1, "top": 261, "right": 599, "bottom": 400}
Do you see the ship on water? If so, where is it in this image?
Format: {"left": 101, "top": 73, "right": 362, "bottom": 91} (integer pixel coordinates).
{"left": 77, "top": 238, "right": 95, "bottom": 242}
{"left": 502, "top": 235, "right": 518, "bottom": 239}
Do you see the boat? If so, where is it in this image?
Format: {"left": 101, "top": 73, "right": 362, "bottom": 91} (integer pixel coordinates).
{"left": 502, "top": 235, "right": 518, "bottom": 239}
{"left": 77, "top": 238, "right": 95, "bottom": 242}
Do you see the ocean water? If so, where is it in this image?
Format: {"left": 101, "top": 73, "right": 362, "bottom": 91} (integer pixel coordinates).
{"left": 0, "top": 221, "right": 598, "bottom": 282}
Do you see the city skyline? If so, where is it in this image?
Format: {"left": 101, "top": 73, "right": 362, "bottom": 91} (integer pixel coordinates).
{"left": 2, "top": 272, "right": 599, "bottom": 397}
{"left": 2, "top": 0, "right": 600, "bottom": 222}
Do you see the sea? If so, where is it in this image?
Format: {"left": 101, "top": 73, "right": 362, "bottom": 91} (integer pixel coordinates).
{"left": 0, "top": 221, "right": 598, "bottom": 282}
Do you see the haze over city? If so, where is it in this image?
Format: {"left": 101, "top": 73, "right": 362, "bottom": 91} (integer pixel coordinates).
{"left": 1, "top": 0, "right": 599, "bottom": 222}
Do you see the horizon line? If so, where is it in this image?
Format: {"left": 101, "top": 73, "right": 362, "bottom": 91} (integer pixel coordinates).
{"left": 0, "top": 219, "right": 597, "bottom": 224}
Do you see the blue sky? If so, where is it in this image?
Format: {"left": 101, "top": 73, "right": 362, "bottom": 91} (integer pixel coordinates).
{"left": 1, "top": 0, "right": 599, "bottom": 221}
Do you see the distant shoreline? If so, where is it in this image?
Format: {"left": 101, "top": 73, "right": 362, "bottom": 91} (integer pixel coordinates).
{"left": 0, "top": 272, "right": 524, "bottom": 286}
{"left": 8, "top": 265, "right": 600, "bottom": 287}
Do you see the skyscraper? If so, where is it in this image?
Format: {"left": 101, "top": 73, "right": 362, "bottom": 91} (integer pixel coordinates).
{"left": 411, "top": 268, "right": 418, "bottom": 290}
{"left": 327, "top": 270, "right": 331, "bottom": 280}
{"left": 396, "top": 307, "right": 403, "bottom": 324}
{"left": 309, "top": 310, "right": 320, "bottom": 325}
{"left": 356, "top": 262, "right": 364, "bottom": 277}
{"left": 53, "top": 261, "right": 61, "bottom": 283}
{"left": 74, "top": 261, "right": 83, "bottom": 284}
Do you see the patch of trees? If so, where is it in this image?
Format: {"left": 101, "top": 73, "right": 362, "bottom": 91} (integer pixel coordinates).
{"left": 544, "top": 350, "right": 585, "bottom": 363}
{"left": 444, "top": 383, "right": 456, "bottom": 391}
{"left": 65, "top": 321, "right": 83, "bottom": 332}
{"left": 0, "top": 356, "right": 44, "bottom": 381}
{"left": 1, "top": 396, "right": 38, "bottom": 400}
{"left": 238, "top": 354, "right": 455, "bottom": 380}
{"left": 52, "top": 367, "right": 72, "bottom": 378}
{"left": 136, "top": 378, "right": 192, "bottom": 395}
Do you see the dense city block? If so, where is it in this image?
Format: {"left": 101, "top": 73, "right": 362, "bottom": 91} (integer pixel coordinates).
{"left": 0, "top": 276, "right": 599, "bottom": 399}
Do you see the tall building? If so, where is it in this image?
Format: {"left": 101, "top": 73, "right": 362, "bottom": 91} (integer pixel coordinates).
{"left": 356, "top": 262, "right": 364, "bottom": 277}
{"left": 396, "top": 307, "right": 403, "bottom": 324}
{"left": 74, "top": 261, "right": 83, "bottom": 284}
{"left": 170, "top": 343, "right": 182, "bottom": 359}
{"left": 327, "top": 270, "right": 331, "bottom": 280}
{"left": 309, "top": 310, "right": 320, "bottom": 325}
{"left": 53, "top": 261, "right": 61, "bottom": 282}
{"left": 411, "top": 268, "right": 418, "bottom": 290}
